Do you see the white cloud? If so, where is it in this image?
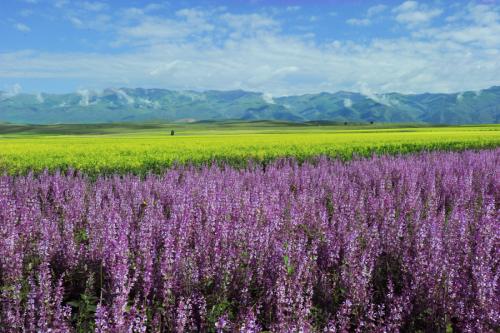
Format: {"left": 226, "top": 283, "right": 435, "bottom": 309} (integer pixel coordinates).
{"left": 396, "top": 9, "right": 442, "bottom": 26}
{"left": 286, "top": 6, "right": 301, "bottom": 12}
{"left": 468, "top": 4, "right": 500, "bottom": 26}
{"left": 347, "top": 4, "right": 387, "bottom": 27}
{"left": 77, "top": 89, "right": 96, "bottom": 106}
{"left": 36, "top": 92, "right": 44, "bottom": 103}
{"left": 19, "top": 9, "right": 34, "bottom": 17}
{"left": 393, "top": 1, "right": 442, "bottom": 27}
{"left": 112, "top": 88, "right": 134, "bottom": 104}
{"left": 347, "top": 18, "right": 371, "bottom": 26}
{"left": 12, "top": 83, "right": 22, "bottom": 95}
{"left": 1, "top": 5, "right": 500, "bottom": 96}
{"left": 143, "top": 3, "right": 165, "bottom": 12}
{"left": 56, "top": 0, "right": 112, "bottom": 30}
{"left": 53, "top": 0, "right": 69, "bottom": 8}
{"left": 262, "top": 92, "right": 275, "bottom": 104}
{"left": 1, "top": 84, "right": 22, "bottom": 99}
{"left": 119, "top": 3, "right": 167, "bottom": 18}
{"left": 427, "top": 25, "right": 500, "bottom": 46}
{"left": 149, "top": 60, "right": 183, "bottom": 76}
{"left": 115, "top": 9, "right": 215, "bottom": 45}
{"left": 359, "top": 83, "right": 399, "bottom": 106}
{"left": 81, "top": 1, "right": 108, "bottom": 12}
{"left": 121, "top": 19, "right": 189, "bottom": 40}
{"left": 396, "top": 1, "right": 418, "bottom": 12}
{"left": 68, "top": 16, "right": 83, "bottom": 28}
{"left": 220, "top": 12, "right": 279, "bottom": 37}
{"left": 359, "top": 84, "right": 385, "bottom": 105}
{"left": 68, "top": 14, "right": 111, "bottom": 31}
{"left": 343, "top": 98, "right": 353, "bottom": 108}
{"left": 367, "top": 4, "right": 387, "bottom": 17}
{"left": 417, "top": 3, "right": 500, "bottom": 48}
{"left": 4, "top": 30, "right": 498, "bottom": 96}
{"left": 14, "top": 23, "right": 31, "bottom": 32}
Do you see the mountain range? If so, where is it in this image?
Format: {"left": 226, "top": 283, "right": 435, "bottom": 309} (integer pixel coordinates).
{"left": 1, "top": 86, "right": 499, "bottom": 124}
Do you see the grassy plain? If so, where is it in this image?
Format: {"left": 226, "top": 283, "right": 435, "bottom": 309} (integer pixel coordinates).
{"left": 0, "top": 121, "right": 498, "bottom": 175}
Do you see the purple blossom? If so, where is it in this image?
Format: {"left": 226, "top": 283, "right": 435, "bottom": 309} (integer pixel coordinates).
{"left": 0, "top": 149, "right": 498, "bottom": 332}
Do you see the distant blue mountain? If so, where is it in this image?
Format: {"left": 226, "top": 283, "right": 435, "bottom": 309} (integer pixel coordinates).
{"left": 1, "top": 86, "right": 499, "bottom": 124}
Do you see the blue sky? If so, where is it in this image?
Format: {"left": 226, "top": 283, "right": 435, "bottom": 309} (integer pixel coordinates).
{"left": 0, "top": 0, "right": 499, "bottom": 96}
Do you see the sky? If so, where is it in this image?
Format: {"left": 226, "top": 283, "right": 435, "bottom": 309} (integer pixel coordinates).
{"left": 0, "top": 0, "right": 499, "bottom": 96}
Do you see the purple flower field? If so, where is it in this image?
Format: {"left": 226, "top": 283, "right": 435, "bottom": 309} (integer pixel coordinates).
{"left": 0, "top": 150, "right": 498, "bottom": 332}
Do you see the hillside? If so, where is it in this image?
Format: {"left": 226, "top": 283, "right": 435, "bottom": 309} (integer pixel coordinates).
{"left": 1, "top": 86, "right": 499, "bottom": 124}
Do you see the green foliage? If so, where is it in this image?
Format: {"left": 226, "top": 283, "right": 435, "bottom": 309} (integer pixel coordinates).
{"left": 74, "top": 228, "right": 89, "bottom": 245}
{"left": 283, "top": 255, "right": 294, "bottom": 276}
{"left": 207, "top": 299, "right": 233, "bottom": 332}
{"left": 67, "top": 294, "right": 97, "bottom": 333}
{"left": 67, "top": 274, "right": 98, "bottom": 333}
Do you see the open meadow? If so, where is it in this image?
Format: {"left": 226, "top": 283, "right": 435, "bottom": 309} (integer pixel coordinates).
{"left": 1, "top": 122, "right": 499, "bottom": 175}
{"left": 0, "top": 122, "right": 499, "bottom": 332}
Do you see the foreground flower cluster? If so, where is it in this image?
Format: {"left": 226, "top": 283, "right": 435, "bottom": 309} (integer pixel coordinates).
{"left": 0, "top": 150, "right": 498, "bottom": 332}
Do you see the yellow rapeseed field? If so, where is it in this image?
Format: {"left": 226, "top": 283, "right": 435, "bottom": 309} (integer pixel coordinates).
{"left": 0, "top": 125, "right": 498, "bottom": 175}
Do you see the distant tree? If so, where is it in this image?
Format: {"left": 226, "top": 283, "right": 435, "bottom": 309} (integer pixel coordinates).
{"left": 171, "top": 130, "right": 175, "bottom": 136}
{"left": 344, "top": 122, "right": 348, "bottom": 126}
{"left": 370, "top": 121, "right": 374, "bottom": 125}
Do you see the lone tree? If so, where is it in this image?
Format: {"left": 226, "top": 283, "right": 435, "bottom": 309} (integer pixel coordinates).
{"left": 171, "top": 130, "right": 175, "bottom": 136}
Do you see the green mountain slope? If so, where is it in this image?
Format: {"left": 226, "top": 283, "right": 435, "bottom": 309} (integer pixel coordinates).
{"left": 1, "top": 86, "right": 499, "bottom": 124}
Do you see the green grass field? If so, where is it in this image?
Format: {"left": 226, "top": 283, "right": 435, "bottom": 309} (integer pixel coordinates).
{"left": 0, "top": 121, "right": 498, "bottom": 175}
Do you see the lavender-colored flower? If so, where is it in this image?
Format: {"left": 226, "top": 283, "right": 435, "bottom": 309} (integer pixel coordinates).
{"left": 0, "top": 149, "right": 498, "bottom": 332}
